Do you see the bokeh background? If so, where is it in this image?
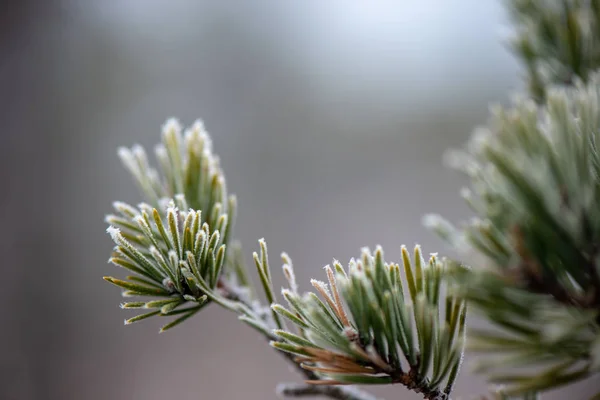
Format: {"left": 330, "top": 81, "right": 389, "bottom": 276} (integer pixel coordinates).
{"left": 1, "top": 1, "right": 598, "bottom": 399}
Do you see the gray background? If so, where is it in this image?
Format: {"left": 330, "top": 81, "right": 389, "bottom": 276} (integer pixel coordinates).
{"left": 1, "top": 1, "right": 597, "bottom": 399}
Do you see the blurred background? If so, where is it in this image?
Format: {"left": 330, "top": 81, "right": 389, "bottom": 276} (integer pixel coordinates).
{"left": 1, "top": 1, "right": 597, "bottom": 399}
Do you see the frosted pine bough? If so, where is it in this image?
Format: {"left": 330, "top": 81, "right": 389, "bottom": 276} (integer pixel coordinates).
{"left": 103, "top": 118, "right": 467, "bottom": 400}
{"left": 426, "top": 75, "right": 600, "bottom": 395}
{"left": 104, "top": 120, "right": 237, "bottom": 332}
{"left": 271, "top": 246, "right": 466, "bottom": 399}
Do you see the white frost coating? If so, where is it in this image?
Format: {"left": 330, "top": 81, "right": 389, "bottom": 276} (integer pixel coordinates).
{"left": 183, "top": 208, "right": 195, "bottom": 226}
{"left": 467, "top": 126, "right": 492, "bottom": 154}
{"left": 192, "top": 119, "right": 205, "bottom": 132}
{"left": 374, "top": 245, "right": 384, "bottom": 259}
{"left": 194, "top": 120, "right": 213, "bottom": 154}
{"left": 184, "top": 119, "right": 205, "bottom": 139}
{"left": 332, "top": 259, "right": 348, "bottom": 279}
{"left": 184, "top": 119, "right": 212, "bottom": 154}
{"left": 166, "top": 205, "right": 179, "bottom": 225}
{"left": 300, "top": 292, "right": 313, "bottom": 303}
{"left": 422, "top": 215, "right": 459, "bottom": 249}
{"left": 210, "top": 154, "right": 221, "bottom": 170}
{"left": 162, "top": 118, "right": 182, "bottom": 137}
{"left": 106, "top": 226, "right": 121, "bottom": 240}
{"left": 154, "top": 143, "right": 168, "bottom": 161}
{"left": 201, "top": 131, "right": 213, "bottom": 155}
{"left": 137, "top": 202, "right": 154, "bottom": 215}
{"left": 459, "top": 187, "right": 472, "bottom": 200}
{"left": 173, "top": 194, "right": 187, "bottom": 211}
{"left": 133, "top": 214, "right": 145, "bottom": 225}
{"left": 167, "top": 250, "right": 179, "bottom": 263}
{"left": 422, "top": 213, "right": 443, "bottom": 229}
{"left": 310, "top": 279, "right": 333, "bottom": 300}
{"left": 348, "top": 258, "right": 362, "bottom": 275}
{"left": 282, "top": 264, "right": 298, "bottom": 294}
{"left": 194, "top": 230, "right": 207, "bottom": 247}
{"left": 149, "top": 246, "right": 161, "bottom": 257}
{"left": 113, "top": 201, "right": 139, "bottom": 217}
{"left": 117, "top": 146, "right": 132, "bottom": 161}
{"left": 209, "top": 230, "right": 220, "bottom": 245}
{"left": 117, "top": 147, "right": 140, "bottom": 175}
{"left": 157, "top": 198, "right": 171, "bottom": 211}
{"left": 131, "top": 144, "right": 147, "bottom": 162}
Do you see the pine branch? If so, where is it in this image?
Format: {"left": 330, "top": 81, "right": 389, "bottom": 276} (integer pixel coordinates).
{"left": 104, "top": 201, "right": 227, "bottom": 331}
{"left": 105, "top": 118, "right": 466, "bottom": 400}
{"left": 104, "top": 119, "right": 237, "bottom": 331}
{"left": 426, "top": 73, "right": 600, "bottom": 395}
{"left": 247, "top": 242, "right": 466, "bottom": 400}
{"left": 200, "top": 239, "right": 464, "bottom": 400}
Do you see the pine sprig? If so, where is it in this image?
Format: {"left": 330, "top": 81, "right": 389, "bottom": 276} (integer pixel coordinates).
{"left": 426, "top": 73, "right": 600, "bottom": 394}
{"left": 104, "top": 119, "right": 239, "bottom": 331}
{"left": 105, "top": 201, "right": 228, "bottom": 332}
{"left": 269, "top": 245, "right": 466, "bottom": 400}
